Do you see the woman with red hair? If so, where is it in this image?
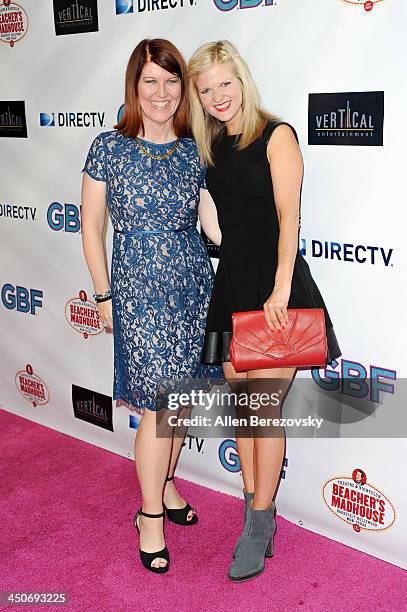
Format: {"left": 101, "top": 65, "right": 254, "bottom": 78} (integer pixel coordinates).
{"left": 81, "top": 39, "right": 221, "bottom": 574}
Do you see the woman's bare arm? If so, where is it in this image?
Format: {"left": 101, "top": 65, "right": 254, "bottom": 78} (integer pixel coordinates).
{"left": 81, "top": 172, "right": 110, "bottom": 294}
{"left": 263, "top": 124, "right": 304, "bottom": 331}
{"left": 198, "top": 188, "right": 222, "bottom": 246}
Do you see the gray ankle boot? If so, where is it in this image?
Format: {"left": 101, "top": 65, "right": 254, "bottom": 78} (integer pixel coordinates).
{"left": 232, "top": 491, "right": 254, "bottom": 559}
{"left": 228, "top": 502, "right": 276, "bottom": 582}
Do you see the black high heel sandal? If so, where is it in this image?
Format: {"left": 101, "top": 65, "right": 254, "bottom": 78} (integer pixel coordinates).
{"left": 134, "top": 508, "right": 170, "bottom": 574}
{"left": 163, "top": 475, "right": 198, "bottom": 526}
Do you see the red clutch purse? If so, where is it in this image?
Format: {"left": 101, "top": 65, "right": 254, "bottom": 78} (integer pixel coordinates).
{"left": 230, "top": 308, "right": 327, "bottom": 372}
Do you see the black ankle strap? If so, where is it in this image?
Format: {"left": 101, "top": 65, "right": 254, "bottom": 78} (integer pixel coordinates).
{"left": 139, "top": 509, "right": 165, "bottom": 519}
{"left": 165, "top": 475, "right": 174, "bottom": 482}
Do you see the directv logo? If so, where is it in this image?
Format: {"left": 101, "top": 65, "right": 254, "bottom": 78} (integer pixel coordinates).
{"left": 116, "top": 0, "right": 134, "bottom": 13}
{"left": 300, "top": 238, "right": 393, "bottom": 266}
{"left": 129, "top": 414, "right": 140, "bottom": 429}
{"left": 39, "top": 112, "right": 105, "bottom": 128}
{"left": 40, "top": 113, "right": 55, "bottom": 127}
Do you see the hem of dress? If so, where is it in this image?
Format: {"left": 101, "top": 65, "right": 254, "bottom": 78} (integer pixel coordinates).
{"left": 113, "top": 393, "right": 159, "bottom": 412}
{"left": 202, "top": 331, "right": 232, "bottom": 364}
{"left": 202, "top": 327, "right": 342, "bottom": 367}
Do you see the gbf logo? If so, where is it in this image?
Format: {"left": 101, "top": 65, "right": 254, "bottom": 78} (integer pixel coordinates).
{"left": 117, "top": 104, "right": 125, "bottom": 123}
{"left": 213, "top": 0, "right": 274, "bottom": 11}
{"left": 1, "top": 284, "right": 43, "bottom": 315}
{"left": 312, "top": 359, "right": 396, "bottom": 403}
{"left": 218, "top": 439, "right": 240, "bottom": 472}
{"left": 47, "top": 202, "right": 81, "bottom": 232}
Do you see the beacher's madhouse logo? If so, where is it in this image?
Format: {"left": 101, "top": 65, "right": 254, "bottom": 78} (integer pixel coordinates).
{"left": 0, "top": 101, "right": 27, "bottom": 138}
{"left": 341, "top": 0, "right": 385, "bottom": 12}
{"left": 308, "top": 92, "right": 384, "bottom": 146}
{"left": 323, "top": 469, "right": 395, "bottom": 532}
{"left": 65, "top": 291, "right": 104, "bottom": 339}
{"left": 213, "top": 0, "right": 275, "bottom": 11}
{"left": 15, "top": 364, "right": 50, "bottom": 407}
{"left": 53, "top": 0, "right": 99, "bottom": 36}
{"left": 0, "top": 1, "right": 28, "bottom": 47}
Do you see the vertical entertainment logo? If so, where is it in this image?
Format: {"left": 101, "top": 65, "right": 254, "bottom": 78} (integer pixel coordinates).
{"left": 72, "top": 384, "right": 114, "bottom": 431}
{"left": 0, "top": 101, "right": 27, "bottom": 138}
{"left": 53, "top": 0, "right": 99, "bottom": 35}
{"left": 308, "top": 92, "right": 384, "bottom": 146}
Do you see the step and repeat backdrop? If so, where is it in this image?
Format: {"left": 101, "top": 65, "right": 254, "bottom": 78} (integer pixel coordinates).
{"left": 1, "top": 0, "right": 406, "bottom": 569}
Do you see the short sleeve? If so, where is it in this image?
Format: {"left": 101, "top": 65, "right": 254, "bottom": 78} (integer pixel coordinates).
{"left": 82, "top": 133, "right": 107, "bottom": 181}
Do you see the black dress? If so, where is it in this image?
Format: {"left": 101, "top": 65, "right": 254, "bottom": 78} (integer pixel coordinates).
{"left": 202, "top": 120, "right": 341, "bottom": 365}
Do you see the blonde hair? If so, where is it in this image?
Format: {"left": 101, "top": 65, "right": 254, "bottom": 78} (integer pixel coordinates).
{"left": 188, "top": 40, "right": 276, "bottom": 165}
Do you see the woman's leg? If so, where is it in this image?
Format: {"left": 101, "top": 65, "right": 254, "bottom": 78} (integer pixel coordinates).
{"left": 162, "top": 424, "right": 196, "bottom": 521}
{"left": 134, "top": 408, "right": 173, "bottom": 568}
{"left": 227, "top": 367, "right": 296, "bottom": 580}
{"left": 223, "top": 362, "right": 253, "bottom": 493}
{"left": 246, "top": 367, "right": 296, "bottom": 510}
{"left": 135, "top": 403, "right": 195, "bottom": 517}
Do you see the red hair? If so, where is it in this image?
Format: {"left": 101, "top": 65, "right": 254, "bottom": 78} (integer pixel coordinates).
{"left": 115, "top": 39, "right": 191, "bottom": 138}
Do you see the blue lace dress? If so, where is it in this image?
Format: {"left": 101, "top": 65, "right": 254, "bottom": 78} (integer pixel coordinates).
{"left": 83, "top": 130, "right": 221, "bottom": 410}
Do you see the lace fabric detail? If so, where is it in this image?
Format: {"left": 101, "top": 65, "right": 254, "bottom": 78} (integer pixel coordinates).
{"left": 83, "top": 131, "right": 220, "bottom": 410}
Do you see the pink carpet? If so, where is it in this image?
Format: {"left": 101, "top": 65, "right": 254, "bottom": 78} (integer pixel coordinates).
{"left": 1, "top": 409, "right": 406, "bottom": 612}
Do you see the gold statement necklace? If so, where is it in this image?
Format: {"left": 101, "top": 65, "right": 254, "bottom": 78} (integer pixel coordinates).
{"left": 136, "top": 136, "right": 179, "bottom": 160}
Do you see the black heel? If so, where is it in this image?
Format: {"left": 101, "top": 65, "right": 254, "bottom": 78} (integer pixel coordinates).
{"left": 134, "top": 508, "right": 170, "bottom": 573}
{"left": 164, "top": 475, "right": 198, "bottom": 526}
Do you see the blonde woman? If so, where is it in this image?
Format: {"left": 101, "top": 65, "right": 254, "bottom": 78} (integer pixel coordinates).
{"left": 188, "top": 41, "right": 341, "bottom": 582}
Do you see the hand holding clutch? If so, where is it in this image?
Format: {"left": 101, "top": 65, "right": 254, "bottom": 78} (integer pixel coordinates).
{"left": 230, "top": 308, "right": 327, "bottom": 372}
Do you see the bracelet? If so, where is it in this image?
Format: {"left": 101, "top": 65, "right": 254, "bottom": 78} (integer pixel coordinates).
{"left": 95, "top": 295, "right": 112, "bottom": 304}
{"left": 93, "top": 289, "right": 112, "bottom": 303}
